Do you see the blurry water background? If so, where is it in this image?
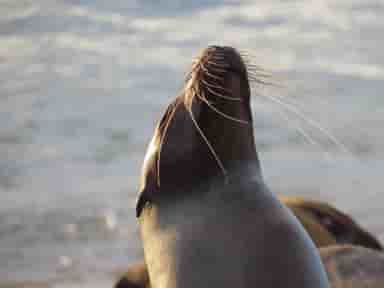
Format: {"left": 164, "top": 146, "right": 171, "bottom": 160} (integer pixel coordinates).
{"left": 1, "top": 0, "right": 383, "bottom": 286}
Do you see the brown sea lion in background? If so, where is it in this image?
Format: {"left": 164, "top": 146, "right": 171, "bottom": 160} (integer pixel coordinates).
{"left": 282, "top": 197, "right": 382, "bottom": 250}
{"left": 114, "top": 197, "right": 382, "bottom": 288}
{"left": 320, "top": 245, "right": 384, "bottom": 288}
{"left": 136, "top": 46, "right": 329, "bottom": 288}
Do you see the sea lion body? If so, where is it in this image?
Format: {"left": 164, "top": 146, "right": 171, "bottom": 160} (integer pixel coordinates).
{"left": 137, "top": 46, "right": 329, "bottom": 288}
{"left": 140, "top": 175, "right": 328, "bottom": 288}
{"left": 320, "top": 245, "right": 384, "bottom": 288}
{"left": 115, "top": 197, "right": 382, "bottom": 288}
{"left": 114, "top": 244, "right": 384, "bottom": 288}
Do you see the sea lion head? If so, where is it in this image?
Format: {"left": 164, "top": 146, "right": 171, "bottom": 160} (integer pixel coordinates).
{"left": 136, "top": 46, "right": 265, "bottom": 217}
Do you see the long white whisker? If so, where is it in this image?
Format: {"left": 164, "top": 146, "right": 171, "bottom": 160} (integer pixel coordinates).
{"left": 197, "top": 92, "right": 250, "bottom": 125}
{"left": 207, "top": 66, "right": 227, "bottom": 73}
{"left": 200, "top": 78, "right": 231, "bottom": 92}
{"left": 201, "top": 81, "right": 242, "bottom": 101}
{"left": 273, "top": 108, "right": 334, "bottom": 160}
{"left": 248, "top": 76, "right": 273, "bottom": 86}
{"left": 247, "top": 70, "right": 272, "bottom": 79}
{"left": 261, "top": 93, "right": 353, "bottom": 155}
{"left": 188, "top": 108, "right": 228, "bottom": 180}
{"left": 206, "top": 60, "right": 230, "bottom": 68}
{"left": 247, "top": 64, "right": 270, "bottom": 72}
{"left": 200, "top": 63, "right": 223, "bottom": 80}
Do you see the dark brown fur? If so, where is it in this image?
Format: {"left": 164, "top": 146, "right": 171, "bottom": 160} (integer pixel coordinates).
{"left": 137, "top": 46, "right": 329, "bottom": 288}
{"left": 136, "top": 47, "right": 262, "bottom": 217}
{"left": 282, "top": 197, "right": 382, "bottom": 250}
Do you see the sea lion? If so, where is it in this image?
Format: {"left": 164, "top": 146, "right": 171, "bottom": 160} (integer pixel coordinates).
{"left": 283, "top": 197, "right": 383, "bottom": 250}
{"left": 115, "top": 196, "right": 382, "bottom": 288}
{"left": 136, "top": 46, "right": 329, "bottom": 288}
{"left": 320, "top": 245, "right": 384, "bottom": 288}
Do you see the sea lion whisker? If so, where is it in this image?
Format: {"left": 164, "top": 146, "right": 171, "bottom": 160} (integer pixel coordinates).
{"left": 200, "top": 79, "right": 243, "bottom": 101}
{"left": 247, "top": 74, "right": 270, "bottom": 82}
{"left": 240, "top": 55, "right": 257, "bottom": 66}
{"left": 249, "top": 77, "right": 275, "bottom": 85}
{"left": 238, "top": 50, "right": 251, "bottom": 57}
{"left": 206, "top": 60, "right": 230, "bottom": 68}
{"left": 245, "top": 64, "right": 278, "bottom": 86}
{"left": 196, "top": 90, "right": 211, "bottom": 104}
{"left": 248, "top": 77, "right": 273, "bottom": 86}
{"left": 156, "top": 100, "right": 180, "bottom": 186}
{"left": 200, "top": 63, "right": 223, "bottom": 80}
{"left": 204, "top": 72, "right": 225, "bottom": 83}
{"left": 262, "top": 94, "right": 353, "bottom": 156}
{"left": 248, "top": 74, "right": 279, "bottom": 86}
{"left": 274, "top": 108, "right": 334, "bottom": 160}
{"left": 247, "top": 66, "right": 267, "bottom": 73}
{"left": 269, "top": 95, "right": 350, "bottom": 153}
{"left": 239, "top": 51, "right": 260, "bottom": 63}
{"left": 208, "top": 56, "right": 228, "bottom": 63}
{"left": 248, "top": 70, "right": 271, "bottom": 78}
{"left": 196, "top": 91, "right": 250, "bottom": 125}
{"left": 200, "top": 78, "right": 231, "bottom": 92}
{"left": 250, "top": 78, "right": 282, "bottom": 89}
{"left": 201, "top": 80, "right": 242, "bottom": 101}
{"left": 187, "top": 107, "right": 228, "bottom": 180}
{"left": 208, "top": 54, "right": 227, "bottom": 59}
{"left": 246, "top": 63, "right": 269, "bottom": 70}
{"left": 240, "top": 55, "right": 271, "bottom": 72}
{"left": 206, "top": 65, "right": 227, "bottom": 73}
{"left": 247, "top": 70, "right": 272, "bottom": 78}
{"left": 208, "top": 49, "right": 226, "bottom": 56}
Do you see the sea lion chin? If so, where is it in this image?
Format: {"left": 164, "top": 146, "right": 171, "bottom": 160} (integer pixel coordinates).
{"left": 136, "top": 46, "right": 329, "bottom": 288}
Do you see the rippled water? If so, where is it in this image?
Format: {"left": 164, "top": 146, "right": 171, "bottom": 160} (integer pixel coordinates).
{"left": 1, "top": 0, "right": 383, "bottom": 286}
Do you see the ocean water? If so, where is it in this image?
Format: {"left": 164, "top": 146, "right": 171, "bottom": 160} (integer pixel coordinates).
{"left": 1, "top": 0, "right": 383, "bottom": 286}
